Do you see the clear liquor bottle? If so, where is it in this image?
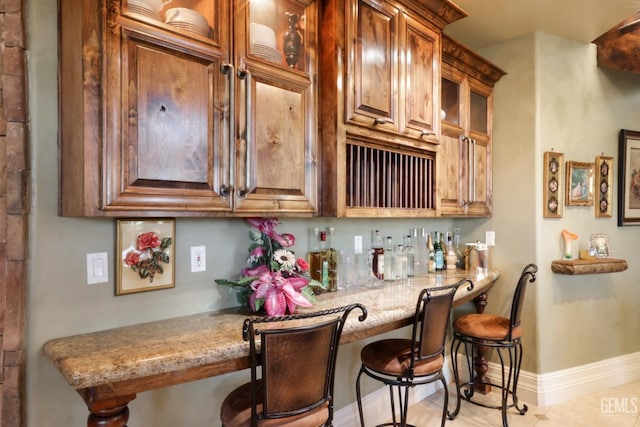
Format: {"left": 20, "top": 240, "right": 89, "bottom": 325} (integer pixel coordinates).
{"left": 446, "top": 232, "right": 457, "bottom": 271}
{"left": 384, "top": 236, "right": 395, "bottom": 281}
{"left": 395, "top": 244, "right": 407, "bottom": 279}
{"left": 453, "top": 227, "right": 465, "bottom": 270}
{"left": 404, "top": 235, "right": 415, "bottom": 277}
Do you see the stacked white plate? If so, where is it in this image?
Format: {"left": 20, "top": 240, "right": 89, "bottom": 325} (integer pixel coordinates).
{"left": 250, "top": 23, "right": 276, "bottom": 48}
{"left": 128, "top": 0, "right": 162, "bottom": 21}
{"left": 249, "top": 22, "right": 281, "bottom": 63}
{"left": 250, "top": 43, "right": 282, "bottom": 63}
{"left": 164, "top": 7, "right": 210, "bottom": 37}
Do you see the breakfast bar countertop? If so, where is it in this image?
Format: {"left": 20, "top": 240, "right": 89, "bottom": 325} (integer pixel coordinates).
{"left": 43, "top": 271, "right": 499, "bottom": 393}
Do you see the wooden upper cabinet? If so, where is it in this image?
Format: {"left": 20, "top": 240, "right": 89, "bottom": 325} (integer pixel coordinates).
{"left": 58, "top": 0, "right": 317, "bottom": 217}
{"left": 345, "top": 0, "right": 442, "bottom": 144}
{"left": 439, "top": 34, "right": 506, "bottom": 217}
{"left": 320, "top": 0, "right": 465, "bottom": 217}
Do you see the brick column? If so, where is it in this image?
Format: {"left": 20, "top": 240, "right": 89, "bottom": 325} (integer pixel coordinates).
{"left": 0, "top": 0, "right": 29, "bottom": 424}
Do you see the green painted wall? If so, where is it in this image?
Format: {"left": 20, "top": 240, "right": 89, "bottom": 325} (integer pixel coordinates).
{"left": 478, "top": 32, "right": 640, "bottom": 375}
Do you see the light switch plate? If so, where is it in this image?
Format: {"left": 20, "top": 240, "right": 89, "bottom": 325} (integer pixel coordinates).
{"left": 86, "top": 252, "right": 109, "bottom": 285}
{"left": 485, "top": 231, "right": 496, "bottom": 247}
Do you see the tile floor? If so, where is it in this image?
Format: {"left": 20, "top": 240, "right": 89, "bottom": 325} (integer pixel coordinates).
{"left": 405, "top": 380, "right": 640, "bottom": 426}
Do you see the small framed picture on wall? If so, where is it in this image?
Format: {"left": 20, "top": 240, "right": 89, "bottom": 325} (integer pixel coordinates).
{"left": 565, "top": 161, "right": 594, "bottom": 206}
{"left": 618, "top": 129, "right": 640, "bottom": 226}
{"left": 590, "top": 233, "right": 611, "bottom": 258}
{"left": 116, "top": 218, "right": 175, "bottom": 295}
{"left": 595, "top": 155, "right": 613, "bottom": 218}
{"left": 543, "top": 151, "right": 563, "bottom": 218}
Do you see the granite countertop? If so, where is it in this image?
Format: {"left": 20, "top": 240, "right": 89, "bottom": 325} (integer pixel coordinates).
{"left": 43, "top": 271, "right": 499, "bottom": 391}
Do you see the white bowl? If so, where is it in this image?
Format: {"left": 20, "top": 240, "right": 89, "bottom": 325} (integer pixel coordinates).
{"left": 250, "top": 22, "right": 276, "bottom": 49}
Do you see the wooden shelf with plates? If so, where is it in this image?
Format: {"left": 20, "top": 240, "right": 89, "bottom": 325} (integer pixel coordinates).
{"left": 551, "top": 258, "right": 628, "bottom": 275}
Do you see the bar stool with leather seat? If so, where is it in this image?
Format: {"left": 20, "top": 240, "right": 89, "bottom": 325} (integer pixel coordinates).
{"left": 220, "top": 303, "right": 367, "bottom": 427}
{"left": 448, "top": 263, "right": 538, "bottom": 427}
{"left": 355, "top": 279, "right": 474, "bottom": 427}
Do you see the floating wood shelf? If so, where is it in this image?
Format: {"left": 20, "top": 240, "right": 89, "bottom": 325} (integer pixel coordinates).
{"left": 551, "top": 258, "right": 628, "bottom": 275}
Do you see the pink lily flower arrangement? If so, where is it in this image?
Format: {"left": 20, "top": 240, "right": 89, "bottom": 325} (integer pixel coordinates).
{"left": 216, "top": 218, "right": 324, "bottom": 316}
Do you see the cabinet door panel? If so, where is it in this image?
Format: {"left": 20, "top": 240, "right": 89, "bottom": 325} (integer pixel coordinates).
{"left": 347, "top": 0, "right": 398, "bottom": 128}
{"left": 253, "top": 82, "right": 304, "bottom": 192}
{"left": 106, "top": 34, "right": 232, "bottom": 211}
{"left": 234, "top": 72, "right": 316, "bottom": 213}
{"left": 134, "top": 47, "right": 210, "bottom": 184}
{"left": 468, "top": 137, "right": 489, "bottom": 211}
{"left": 401, "top": 14, "right": 439, "bottom": 138}
{"left": 440, "top": 132, "right": 463, "bottom": 207}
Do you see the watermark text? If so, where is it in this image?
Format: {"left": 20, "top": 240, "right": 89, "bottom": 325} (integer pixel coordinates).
{"left": 600, "top": 397, "right": 638, "bottom": 415}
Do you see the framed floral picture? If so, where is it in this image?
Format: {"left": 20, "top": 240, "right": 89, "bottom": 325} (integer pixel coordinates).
{"left": 595, "top": 155, "right": 613, "bottom": 218}
{"left": 543, "top": 151, "right": 563, "bottom": 218}
{"left": 565, "top": 161, "right": 594, "bottom": 206}
{"left": 116, "top": 218, "right": 175, "bottom": 295}
{"left": 618, "top": 129, "right": 640, "bottom": 226}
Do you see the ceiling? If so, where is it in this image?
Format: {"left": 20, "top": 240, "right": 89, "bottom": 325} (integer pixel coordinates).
{"left": 444, "top": 0, "right": 639, "bottom": 50}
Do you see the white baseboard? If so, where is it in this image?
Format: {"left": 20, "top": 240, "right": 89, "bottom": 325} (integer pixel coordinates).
{"left": 526, "top": 351, "right": 640, "bottom": 407}
{"left": 335, "top": 351, "right": 640, "bottom": 425}
{"left": 459, "top": 351, "right": 640, "bottom": 408}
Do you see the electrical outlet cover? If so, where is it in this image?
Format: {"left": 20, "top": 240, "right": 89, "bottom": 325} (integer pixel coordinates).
{"left": 190, "top": 246, "right": 206, "bottom": 272}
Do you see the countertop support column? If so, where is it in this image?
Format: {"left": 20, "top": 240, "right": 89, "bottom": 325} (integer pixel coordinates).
{"left": 472, "top": 292, "right": 491, "bottom": 394}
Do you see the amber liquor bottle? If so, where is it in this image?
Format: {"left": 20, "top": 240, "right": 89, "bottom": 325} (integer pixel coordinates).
{"left": 371, "top": 230, "right": 385, "bottom": 280}
{"left": 308, "top": 228, "right": 324, "bottom": 285}
{"left": 325, "top": 227, "right": 338, "bottom": 292}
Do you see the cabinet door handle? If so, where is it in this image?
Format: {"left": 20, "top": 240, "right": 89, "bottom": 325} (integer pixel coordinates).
{"left": 373, "top": 117, "right": 392, "bottom": 125}
{"left": 467, "top": 136, "right": 473, "bottom": 204}
{"left": 459, "top": 136, "right": 468, "bottom": 207}
{"left": 471, "top": 138, "right": 477, "bottom": 203}
{"left": 420, "top": 130, "right": 434, "bottom": 138}
{"left": 220, "top": 63, "right": 235, "bottom": 197}
{"left": 236, "top": 68, "right": 252, "bottom": 198}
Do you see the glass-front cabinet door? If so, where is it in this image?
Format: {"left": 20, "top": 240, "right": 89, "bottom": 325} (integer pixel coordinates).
{"left": 439, "top": 34, "right": 504, "bottom": 218}
{"left": 232, "top": 0, "right": 318, "bottom": 214}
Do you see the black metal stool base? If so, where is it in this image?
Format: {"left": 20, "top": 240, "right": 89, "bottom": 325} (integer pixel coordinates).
{"left": 375, "top": 423, "right": 417, "bottom": 427}
{"left": 449, "top": 340, "right": 528, "bottom": 427}
{"left": 456, "top": 381, "right": 528, "bottom": 414}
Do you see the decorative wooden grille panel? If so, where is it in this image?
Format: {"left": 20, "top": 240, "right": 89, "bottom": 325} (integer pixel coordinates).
{"left": 346, "top": 142, "right": 434, "bottom": 208}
